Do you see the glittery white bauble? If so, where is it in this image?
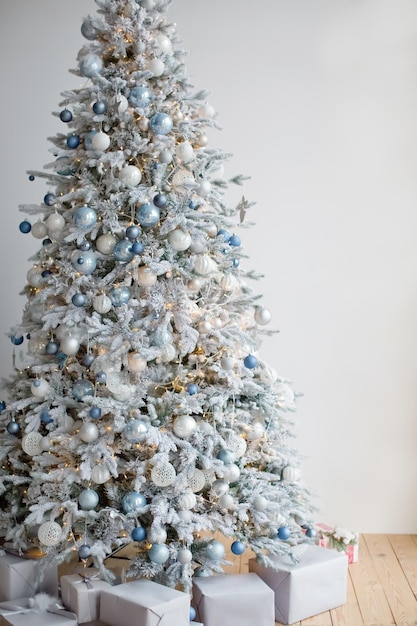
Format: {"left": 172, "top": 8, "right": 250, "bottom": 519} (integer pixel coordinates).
{"left": 147, "top": 58, "right": 165, "bottom": 76}
{"left": 188, "top": 469, "right": 205, "bottom": 493}
{"left": 93, "top": 294, "right": 112, "bottom": 314}
{"left": 259, "top": 367, "right": 278, "bottom": 386}
{"left": 127, "top": 352, "right": 147, "bottom": 373}
{"left": 218, "top": 493, "right": 235, "bottom": 510}
{"left": 45, "top": 213, "right": 65, "bottom": 231}
{"left": 151, "top": 463, "right": 176, "bottom": 487}
{"left": 96, "top": 233, "right": 117, "bottom": 255}
{"left": 211, "top": 480, "right": 229, "bottom": 497}
{"left": 225, "top": 435, "right": 247, "bottom": 459}
{"left": 27, "top": 268, "right": 45, "bottom": 288}
{"left": 172, "top": 168, "right": 194, "bottom": 188}
{"left": 31, "top": 379, "right": 50, "bottom": 398}
{"left": 276, "top": 383, "right": 295, "bottom": 406}
{"left": 22, "top": 432, "right": 43, "bottom": 456}
{"left": 177, "top": 491, "right": 196, "bottom": 510}
{"left": 253, "top": 495, "right": 267, "bottom": 511}
{"left": 147, "top": 527, "right": 167, "bottom": 544}
{"left": 31, "top": 222, "right": 48, "bottom": 239}
{"left": 220, "top": 356, "right": 235, "bottom": 371}
{"left": 194, "top": 256, "right": 216, "bottom": 276}
{"left": 79, "top": 422, "right": 99, "bottom": 443}
{"left": 175, "top": 142, "right": 194, "bottom": 163}
{"left": 177, "top": 509, "right": 193, "bottom": 523}
{"left": 246, "top": 422, "right": 265, "bottom": 441}
{"left": 91, "top": 131, "right": 111, "bottom": 151}
{"left": 136, "top": 266, "right": 157, "bottom": 287}
{"left": 173, "top": 415, "right": 196, "bottom": 438}
{"left": 254, "top": 307, "right": 272, "bottom": 325}
{"left": 38, "top": 521, "right": 62, "bottom": 547}
{"left": 91, "top": 465, "right": 110, "bottom": 484}
{"left": 60, "top": 336, "right": 80, "bottom": 356}
{"left": 168, "top": 229, "right": 191, "bottom": 251}
{"left": 118, "top": 165, "right": 142, "bottom": 187}
{"left": 177, "top": 548, "right": 192, "bottom": 564}
{"left": 282, "top": 466, "right": 300, "bottom": 483}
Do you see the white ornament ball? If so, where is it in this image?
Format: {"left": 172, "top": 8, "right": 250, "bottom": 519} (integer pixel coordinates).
{"left": 211, "top": 479, "right": 229, "bottom": 497}
{"left": 254, "top": 307, "right": 272, "bottom": 325}
{"left": 199, "top": 103, "right": 216, "bottom": 118}
{"left": 91, "top": 131, "right": 111, "bottom": 151}
{"left": 177, "top": 492, "right": 196, "bottom": 510}
{"left": 59, "top": 336, "right": 80, "bottom": 356}
{"left": 31, "top": 222, "right": 48, "bottom": 239}
{"left": 118, "top": 165, "right": 142, "bottom": 187}
{"left": 259, "top": 367, "right": 278, "bottom": 386}
{"left": 276, "top": 383, "right": 295, "bottom": 406}
{"left": 198, "top": 320, "right": 212, "bottom": 334}
{"left": 203, "top": 223, "right": 217, "bottom": 237}
{"left": 136, "top": 266, "right": 157, "bottom": 287}
{"left": 187, "top": 277, "right": 203, "bottom": 292}
{"left": 96, "top": 233, "right": 116, "bottom": 255}
{"left": 40, "top": 436, "right": 51, "bottom": 451}
{"left": 168, "top": 229, "right": 191, "bottom": 251}
{"left": 246, "top": 422, "right": 265, "bottom": 441}
{"left": 22, "top": 432, "right": 44, "bottom": 456}
{"left": 225, "top": 435, "right": 247, "bottom": 459}
{"left": 151, "top": 463, "right": 176, "bottom": 487}
{"left": 177, "top": 548, "right": 193, "bottom": 564}
{"left": 147, "top": 527, "right": 167, "bottom": 544}
{"left": 221, "top": 356, "right": 235, "bottom": 371}
{"left": 189, "top": 239, "right": 206, "bottom": 254}
{"left": 188, "top": 469, "right": 206, "bottom": 493}
{"left": 282, "top": 465, "right": 300, "bottom": 483}
{"left": 177, "top": 510, "right": 193, "bottom": 523}
{"left": 175, "top": 142, "right": 194, "bottom": 163}
{"left": 223, "top": 463, "right": 241, "bottom": 483}
{"left": 38, "top": 521, "right": 62, "bottom": 547}
{"left": 159, "top": 343, "right": 177, "bottom": 363}
{"left": 91, "top": 465, "right": 110, "bottom": 484}
{"left": 147, "top": 58, "right": 165, "bottom": 76}
{"left": 194, "top": 255, "right": 216, "bottom": 276}
{"left": 173, "top": 415, "right": 196, "bottom": 438}
{"left": 155, "top": 33, "right": 173, "bottom": 54}
{"left": 220, "top": 273, "right": 239, "bottom": 293}
{"left": 79, "top": 422, "right": 99, "bottom": 443}
{"left": 218, "top": 493, "right": 235, "bottom": 510}
{"left": 197, "top": 180, "right": 211, "bottom": 198}
{"left": 45, "top": 213, "right": 65, "bottom": 231}
{"left": 253, "top": 495, "right": 268, "bottom": 511}
{"left": 116, "top": 94, "right": 129, "bottom": 113}
{"left": 127, "top": 352, "right": 147, "bottom": 373}
{"left": 172, "top": 168, "right": 194, "bottom": 188}
{"left": 27, "top": 268, "right": 45, "bottom": 288}
{"left": 31, "top": 379, "right": 50, "bottom": 398}
{"left": 93, "top": 294, "right": 112, "bottom": 314}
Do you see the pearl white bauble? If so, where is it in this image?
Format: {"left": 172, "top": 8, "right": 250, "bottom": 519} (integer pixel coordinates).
{"left": 254, "top": 307, "right": 272, "bottom": 325}
{"left": 136, "top": 266, "right": 157, "bottom": 287}
{"left": 91, "top": 465, "right": 110, "bottom": 484}
{"left": 177, "top": 548, "right": 193, "bottom": 564}
{"left": 27, "top": 268, "right": 45, "bottom": 288}
{"left": 194, "top": 255, "right": 216, "bottom": 275}
{"left": 22, "top": 432, "right": 44, "bottom": 456}
{"left": 91, "top": 131, "right": 111, "bottom": 151}
{"left": 221, "top": 356, "right": 235, "bottom": 371}
{"left": 118, "top": 165, "right": 142, "bottom": 187}
{"left": 31, "top": 379, "right": 50, "bottom": 398}
{"left": 155, "top": 33, "right": 173, "bottom": 54}
{"left": 168, "top": 229, "right": 191, "bottom": 251}
{"left": 116, "top": 94, "right": 129, "bottom": 113}
{"left": 127, "top": 352, "right": 147, "bottom": 373}
{"left": 173, "top": 415, "right": 196, "bottom": 438}
{"left": 93, "top": 294, "right": 112, "bottom": 314}
{"left": 187, "top": 277, "right": 203, "bottom": 291}
{"left": 259, "top": 367, "right": 278, "bottom": 386}
{"left": 246, "top": 422, "right": 265, "bottom": 441}
{"left": 177, "top": 492, "right": 196, "bottom": 510}
{"left": 198, "top": 320, "right": 212, "bottom": 334}
{"left": 177, "top": 510, "right": 193, "bottom": 523}
{"left": 79, "top": 422, "right": 99, "bottom": 443}
{"left": 151, "top": 463, "right": 176, "bottom": 487}
{"left": 220, "top": 273, "right": 239, "bottom": 293}
{"left": 218, "top": 493, "right": 235, "bottom": 510}
{"left": 96, "top": 233, "right": 117, "bottom": 255}
{"left": 159, "top": 343, "right": 177, "bottom": 363}
{"left": 138, "top": 117, "right": 149, "bottom": 131}
{"left": 38, "top": 521, "right": 62, "bottom": 547}
{"left": 175, "top": 142, "right": 194, "bottom": 163}
{"left": 253, "top": 495, "right": 267, "bottom": 511}
{"left": 55, "top": 324, "right": 81, "bottom": 340}
{"left": 189, "top": 239, "right": 206, "bottom": 254}
{"left": 225, "top": 434, "right": 247, "bottom": 458}
{"left": 45, "top": 213, "right": 65, "bottom": 231}
{"left": 159, "top": 149, "right": 173, "bottom": 164}
{"left": 59, "top": 336, "right": 80, "bottom": 356}
{"left": 211, "top": 480, "right": 229, "bottom": 497}
{"left": 147, "top": 58, "right": 165, "bottom": 76}
{"left": 31, "top": 222, "right": 48, "bottom": 239}
{"left": 196, "top": 133, "right": 208, "bottom": 147}
{"left": 223, "top": 463, "right": 241, "bottom": 483}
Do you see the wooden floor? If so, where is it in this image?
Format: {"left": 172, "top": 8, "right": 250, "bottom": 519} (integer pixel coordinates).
{"left": 223, "top": 534, "right": 417, "bottom": 626}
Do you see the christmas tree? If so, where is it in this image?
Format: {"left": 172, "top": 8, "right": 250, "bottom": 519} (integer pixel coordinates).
{"left": 0, "top": 0, "right": 314, "bottom": 591}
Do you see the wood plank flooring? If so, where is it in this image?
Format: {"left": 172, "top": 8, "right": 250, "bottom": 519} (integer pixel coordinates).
{"left": 222, "top": 534, "right": 417, "bottom": 626}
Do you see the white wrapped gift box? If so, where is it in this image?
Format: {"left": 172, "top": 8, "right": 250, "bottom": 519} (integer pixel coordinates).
{"left": 99, "top": 579, "right": 190, "bottom": 626}
{"left": 0, "top": 552, "right": 58, "bottom": 602}
{"left": 61, "top": 570, "right": 113, "bottom": 623}
{"left": 0, "top": 598, "right": 77, "bottom": 626}
{"left": 192, "top": 573, "right": 275, "bottom": 626}
{"left": 249, "top": 544, "right": 348, "bottom": 625}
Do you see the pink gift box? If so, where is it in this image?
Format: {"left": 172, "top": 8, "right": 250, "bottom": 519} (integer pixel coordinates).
{"left": 315, "top": 523, "right": 359, "bottom": 564}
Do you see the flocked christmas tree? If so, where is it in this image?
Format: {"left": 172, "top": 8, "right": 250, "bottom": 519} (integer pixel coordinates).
{"left": 0, "top": 0, "right": 315, "bottom": 592}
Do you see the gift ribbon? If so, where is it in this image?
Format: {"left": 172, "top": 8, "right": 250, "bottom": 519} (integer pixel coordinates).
{"left": 75, "top": 572, "right": 100, "bottom": 590}
{"left": 0, "top": 600, "right": 76, "bottom": 621}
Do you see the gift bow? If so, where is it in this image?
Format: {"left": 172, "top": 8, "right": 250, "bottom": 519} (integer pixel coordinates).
{"left": 76, "top": 572, "right": 100, "bottom": 590}
{"left": 0, "top": 600, "right": 76, "bottom": 620}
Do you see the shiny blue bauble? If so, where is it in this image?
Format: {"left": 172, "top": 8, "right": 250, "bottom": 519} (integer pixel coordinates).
{"left": 217, "top": 229, "right": 230, "bottom": 242}
{"left": 0, "top": 401, "right": 6, "bottom": 413}
{"left": 81, "top": 19, "right": 97, "bottom": 40}
{"left": 194, "top": 567, "right": 209, "bottom": 578}
{"left": 6, "top": 421, "right": 20, "bottom": 436}
{"left": 113, "top": 239, "right": 134, "bottom": 263}
{"left": 131, "top": 526, "right": 146, "bottom": 542}
{"left": 109, "top": 286, "right": 131, "bottom": 307}
{"left": 137, "top": 204, "right": 160, "bottom": 227}
{"left": 78, "top": 544, "right": 91, "bottom": 559}
{"left": 67, "top": 134, "right": 80, "bottom": 149}
{"left": 244, "top": 354, "right": 258, "bottom": 369}
{"left": 231, "top": 540, "right": 245, "bottom": 555}
{"left": 186, "top": 383, "right": 198, "bottom": 395}
{"left": 232, "top": 258, "right": 240, "bottom": 268}
{"left": 131, "top": 242, "right": 144, "bottom": 255}
{"left": 78, "top": 488, "right": 99, "bottom": 510}
{"left": 71, "top": 250, "right": 97, "bottom": 275}
{"left": 19, "top": 221, "right": 31, "bottom": 234}
{"left": 124, "top": 419, "right": 148, "bottom": 443}
{"left": 306, "top": 528, "right": 317, "bottom": 539}
{"left": 149, "top": 543, "right": 169, "bottom": 564}
{"left": 11, "top": 335, "right": 24, "bottom": 345}
{"left": 42, "top": 238, "right": 52, "bottom": 246}
{"left": 150, "top": 113, "right": 173, "bottom": 135}
{"left": 40, "top": 411, "right": 53, "bottom": 424}
{"left": 95, "top": 371, "right": 107, "bottom": 384}
{"left": 277, "top": 526, "right": 291, "bottom": 540}
{"left": 79, "top": 54, "right": 103, "bottom": 77}
{"left": 56, "top": 157, "right": 76, "bottom": 176}
{"left": 45, "top": 341, "right": 59, "bottom": 355}
{"left": 89, "top": 406, "right": 101, "bottom": 419}
{"left": 79, "top": 240, "right": 91, "bottom": 251}
{"left": 126, "top": 225, "right": 140, "bottom": 240}
{"left": 190, "top": 607, "right": 196, "bottom": 621}
{"left": 217, "top": 448, "right": 236, "bottom": 465}
{"left": 73, "top": 206, "right": 97, "bottom": 230}
{"left": 82, "top": 354, "right": 95, "bottom": 368}
{"left": 153, "top": 193, "right": 167, "bottom": 208}
{"left": 121, "top": 491, "right": 146, "bottom": 513}
{"left": 129, "top": 85, "right": 153, "bottom": 109}
{"left": 60, "top": 109, "right": 73, "bottom": 123}
{"left": 150, "top": 327, "right": 172, "bottom": 348}
{"left": 72, "top": 379, "right": 95, "bottom": 401}
{"left": 84, "top": 131, "right": 98, "bottom": 150}
{"left": 92, "top": 101, "right": 106, "bottom": 115}
{"left": 228, "top": 234, "right": 241, "bottom": 247}
{"left": 206, "top": 540, "right": 225, "bottom": 561}
{"left": 29, "top": 175, "right": 35, "bottom": 181}
{"left": 72, "top": 293, "right": 86, "bottom": 307}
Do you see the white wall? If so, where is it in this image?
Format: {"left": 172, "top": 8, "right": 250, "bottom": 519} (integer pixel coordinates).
{"left": 1, "top": 0, "right": 417, "bottom": 533}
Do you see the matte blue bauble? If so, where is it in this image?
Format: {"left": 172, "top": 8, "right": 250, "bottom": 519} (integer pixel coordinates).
{"left": 84, "top": 131, "right": 98, "bottom": 150}
{"left": 149, "top": 543, "right": 169, "bottom": 564}
{"left": 150, "top": 113, "right": 173, "bottom": 135}
{"left": 81, "top": 19, "right": 97, "bottom": 40}
{"left": 206, "top": 540, "right": 225, "bottom": 561}
{"left": 109, "top": 286, "right": 131, "bottom": 307}
{"left": 277, "top": 526, "right": 291, "bottom": 540}
{"left": 217, "top": 229, "right": 230, "bottom": 241}
{"left": 19, "top": 221, "right": 31, "bottom": 234}
{"left": 59, "top": 109, "right": 73, "bottom": 123}
{"left": 129, "top": 85, "right": 153, "bottom": 108}
{"left": 82, "top": 354, "right": 95, "bottom": 368}
{"left": 121, "top": 491, "right": 146, "bottom": 513}
{"left": 92, "top": 101, "right": 106, "bottom": 114}
{"left": 126, "top": 225, "right": 140, "bottom": 240}
{"left": 113, "top": 239, "right": 134, "bottom": 262}
{"left": 217, "top": 448, "right": 235, "bottom": 465}
{"left": 72, "top": 293, "right": 86, "bottom": 307}
{"left": 78, "top": 488, "right": 99, "bottom": 510}
{"left": 11, "top": 335, "right": 24, "bottom": 345}
{"left": 45, "top": 341, "right": 59, "bottom": 355}
{"left": 228, "top": 234, "right": 241, "bottom": 247}
{"left": 67, "top": 135, "right": 80, "bottom": 149}
{"left": 244, "top": 354, "right": 258, "bottom": 369}
{"left": 124, "top": 419, "right": 148, "bottom": 442}
{"left": 150, "top": 327, "right": 172, "bottom": 347}
{"left": 231, "top": 540, "right": 245, "bottom": 555}
{"left": 89, "top": 406, "right": 101, "bottom": 419}
{"left": 72, "top": 379, "right": 94, "bottom": 401}
{"left": 6, "top": 421, "right": 20, "bottom": 435}
{"left": 40, "top": 411, "right": 53, "bottom": 424}
{"left": 79, "top": 54, "right": 103, "bottom": 77}
{"left": 95, "top": 371, "right": 107, "bottom": 384}
{"left": 131, "top": 242, "right": 144, "bottom": 255}
{"left": 78, "top": 544, "right": 91, "bottom": 559}
{"left": 71, "top": 250, "right": 97, "bottom": 275}
{"left": 186, "top": 383, "right": 198, "bottom": 395}
{"left": 137, "top": 204, "right": 160, "bottom": 227}
{"left": 131, "top": 526, "right": 146, "bottom": 542}
{"left": 153, "top": 193, "right": 167, "bottom": 208}
{"left": 73, "top": 206, "right": 97, "bottom": 230}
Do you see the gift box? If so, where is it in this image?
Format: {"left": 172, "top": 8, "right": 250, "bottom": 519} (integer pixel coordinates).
{"left": 61, "top": 570, "right": 113, "bottom": 623}
{"left": 99, "top": 579, "right": 190, "bottom": 626}
{"left": 0, "top": 598, "right": 77, "bottom": 626}
{"left": 192, "top": 573, "right": 275, "bottom": 626}
{"left": 0, "top": 552, "right": 58, "bottom": 601}
{"left": 316, "top": 523, "right": 359, "bottom": 564}
{"left": 249, "top": 544, "right": 348, "bottom": 625}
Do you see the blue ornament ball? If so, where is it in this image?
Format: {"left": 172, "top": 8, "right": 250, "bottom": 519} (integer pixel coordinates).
{"left": 40, "top": 411, "right": 53, "bottom": 424}
{"left": 186, "top": 383, "right": 198, "bottom": 395}
{"left": 131, "top": 526, "right": 146, "bottom": 542}
{"left": 109, "top": 286, "right": 131, "bottom": 307}
{"left": 131, "top": 242, "right": 144, "bottom": 255}
{"left": 11, "top": 335, "right": 24, "bottom": 345}
{"left": 194, "top": 567, "right": 209, "bottom": 578}
{"left": 81, "top": 19, "right": 97, "bottom": 40}
{"left": 124, "top": 419, "right": 148, "bottom": 442}
{"left": 72, "top": 379, "right": 95, "bottom": 401}
{"left": 113, "top": 239, "right": 134, "bottom": 263}
{"left": 72, "top": 293, "right": 86, "bottom": 307}
{"left": 92, "top": 101, "right": 106, "bottom": 114}
{"left": 79, "top": 54, "right": 103, "bottom": 77}
{"left": 206, "top": 540, "right": 225, "bottom": 561}
{"left": 84, "top": 131, "right": 98, "bottom": 150}
{"left": 82, "top": 354, "right": 95, "bottom": 368}
{"left": 59, "top": 109, "right": 73, "bottom": 123}
{"left": 89, "top": 406, "right": 101, "bottom": 419}
{"left": 42, "top": 238, "right": 52, "bottom": 246}
{"left": 217, "top": 229, "right": 230, "bottom": 242}
{"left": 79, "top": 240, "right": 91, "bottom": 251}
{"left": 149, "top": 543, "right": 169, "bottom": 564}
{"left": 190, "top": 607, "right": 197, "bottom": 621}
{"left": 121, "top": 491, "right": 146, "bottom": 513}
{"left": 277, "top": 526, "right": 291, "bottom": 540}
{"left": 137, "top": 203, "right": 160, "bottom": 227}
{"left": 228, "top": 234, "right": 241, "bottom": 247}
{"left": 45, "top": 341, "right": 59, "bottom": 355}
{"left": 129, "top": 85, "right": 153, "bottom": 109}
{"left": 67, "top": 134, "right": 80, "bottom": 149}
{"left": 150, "top": 113, "right": 173, "bottom": 135}
{"left": 306, "top": 528, "right": 317, "bottom": 539}
{"left": 153, "top": 193, "right": 167, "bottom": 208}
{"left": 29, "top": 175, "right": 35, "bottom": 181}
{"left": 126, "top": 225, "right": 140, "bottom": 240}
{"left": 244, "top": 354, "right": 258, "bottom": 369}
{"left": 19, "top": 220, "right": 31, "bottom": 234}
{"left": 231, "top": 540, "right": 245, "bottom": 555}
{"left": 0, "top": 401, "right": 6, "bottom": 413}
{"left": 6, "top": 421, "right": 20, "bottom": 436}
{"left": 217, "top": 448, "right": 235, "bottom": 465}
{"left": 232, "top": 258, "right": 240, "bottom": 268}
{"left": 78, "top": 488, "right": 99, "bottom": 510}
{"left": 95, "top": 371, "right": 107, "bottom": 384}
{"left": 78, "top": 544, "right": 91, "bottom": 559}
{"left": 73, "top": 206, "right": 97, "bottom": 230}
